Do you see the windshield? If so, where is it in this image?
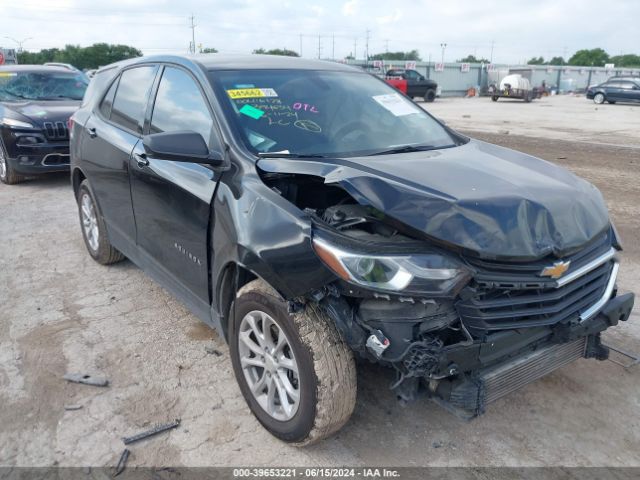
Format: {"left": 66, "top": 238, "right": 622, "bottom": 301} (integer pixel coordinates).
{"left": 210, "top": 69, "right": 458, "bottom": 157}
{"left": 0, "top": 70, "right": 89, "bottom": 101}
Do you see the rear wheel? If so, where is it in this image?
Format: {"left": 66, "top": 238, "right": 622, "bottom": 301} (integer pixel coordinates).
{"left": 229, "top": 279, "right": 357, "bottom": 445}
{"left": 593, "top": 92, "right": 605, "bottom": 104}
{"left": 491, "top": 96, "right": 499, "bottom": 102}
{"left": 77, "top": 180, "right": 125, "bottom": 264}
{"left": 0, "top": 142, "right": 25, "bottom": 185}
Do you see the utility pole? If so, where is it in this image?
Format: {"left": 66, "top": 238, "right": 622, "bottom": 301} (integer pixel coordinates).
{"left": 384, "top": 39, "right": 389, "bottom": 53}
{"left": 189, "top": 14, "right": 196, "bottom": 54}
{"left": 4, "top": 36, "right": 32, "bottom": 53}
{"left": 365, "top": 29, "right": 370, "bottom": 63}
{"left": 353, "top": 38, "right": 357, "bottom": 60}
{"left": 440, "top": 43, "right": 447, "bottom": 63}
{"left": 317, "top": 35, "right": 322, "bottom": 59}
{"left": 299, "top": 34, "right": 303, "bottom": 57}
{"left": 332, "top": 34, "right": 335, "bottom": 60}
{"left": 490, "top": 39, "right": 495, "bottom": 63}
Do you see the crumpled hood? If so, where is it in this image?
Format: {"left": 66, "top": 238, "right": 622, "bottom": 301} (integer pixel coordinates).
{"left": 3, "top": 100, "right": 80, "bottom": 128}
{"left": 257, "top": 139, "right": 610, "bottom": 260}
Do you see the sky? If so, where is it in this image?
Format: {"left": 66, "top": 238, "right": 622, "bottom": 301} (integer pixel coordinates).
{"left": 2, "top": 0, "right": 639, "bottom": 64}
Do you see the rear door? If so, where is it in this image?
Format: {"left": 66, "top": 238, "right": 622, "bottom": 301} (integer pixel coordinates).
{"left": 129, "top": 65, "right": 221, "bottom": 304}
{"left": 82, "top": 64, "right": 158, "bottom": 250}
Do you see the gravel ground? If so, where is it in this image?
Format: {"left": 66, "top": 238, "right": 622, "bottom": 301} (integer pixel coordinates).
{"left": 1, "top": 96, "right": 639, "bottom": 468}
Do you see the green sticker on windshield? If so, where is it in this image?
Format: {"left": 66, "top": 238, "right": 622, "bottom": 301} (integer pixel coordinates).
{"left": 239, "top": 104, "right": 265, "bottom": 120}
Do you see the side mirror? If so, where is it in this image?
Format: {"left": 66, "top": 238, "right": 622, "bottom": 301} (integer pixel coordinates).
{"left": 142, "top": 130, "right": 226, "bottom": 167}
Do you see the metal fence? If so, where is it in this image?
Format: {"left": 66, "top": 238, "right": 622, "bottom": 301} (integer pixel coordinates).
{"left": 345, "top": 60, "right": 640, "bottom": 97}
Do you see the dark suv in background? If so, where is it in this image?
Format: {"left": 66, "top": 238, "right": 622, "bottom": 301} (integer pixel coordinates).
{"left": 0, "top": 65, "right": 88, "bottom": 184}
{"left": 70, "top": 54, "right": 633, "bottom": 445}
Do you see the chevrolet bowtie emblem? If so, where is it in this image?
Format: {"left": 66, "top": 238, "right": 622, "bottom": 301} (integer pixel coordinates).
{"left": 540, "top": 260, "right": 571, "bottom": 279}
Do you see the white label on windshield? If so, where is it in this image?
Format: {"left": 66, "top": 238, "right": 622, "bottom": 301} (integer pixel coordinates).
{"left": 372, "top": 93, "right": 418, "bottom": 116}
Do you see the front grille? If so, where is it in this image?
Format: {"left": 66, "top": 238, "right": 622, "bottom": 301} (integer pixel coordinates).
{"left": 42, "top": 121, "right": 69, "bottom": 141}
{"left": 457, "top": 232, "right": 616, "bottom": 331}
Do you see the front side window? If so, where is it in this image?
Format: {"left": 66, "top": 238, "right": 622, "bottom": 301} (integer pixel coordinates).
{"left": 0, "top": 70, "right": 88, "bottom": 101}
{"left": 110, "top": 66, "right": 156, "bottom": 134}
{"left": 210, "top": 69, "right": 458, "bottom": 157}
{"left": 150, "top": 67, "right": 213, "bottom": 146}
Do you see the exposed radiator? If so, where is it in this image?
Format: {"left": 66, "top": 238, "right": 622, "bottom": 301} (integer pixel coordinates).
{"left": 481, "top": 337, "right": 587, "bottom": 404}
{"left": 438, "top": 337, "right": 589, "bottom": 418}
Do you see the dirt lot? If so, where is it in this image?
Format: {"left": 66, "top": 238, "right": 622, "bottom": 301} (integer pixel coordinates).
{"left": 1, "top": 96, "right": 638, "bottom": 467}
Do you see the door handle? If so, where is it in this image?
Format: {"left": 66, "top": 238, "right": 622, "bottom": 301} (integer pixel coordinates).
{"left": 134, "top": 153, "right": 149, "bottom": 168}
{"left": 86, "top": 127, "right": 97, "bottom": 138}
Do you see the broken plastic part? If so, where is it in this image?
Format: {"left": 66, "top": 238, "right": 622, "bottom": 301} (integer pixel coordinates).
{"left": 366, "top": 329, "right": 390, "bottom": 358}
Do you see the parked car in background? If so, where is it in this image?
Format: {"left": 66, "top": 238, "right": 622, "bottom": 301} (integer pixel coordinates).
{"left": 587, "top": 79, "right": 640, "bottom": 104}
{"left": 70, "top": 54, "right": 633, "bottom": 445}
{"left": 0, "top": 65, "right": 88, "bottom": 184}
{"left": 385, "top": 68, "right": 437, "bottom": 101}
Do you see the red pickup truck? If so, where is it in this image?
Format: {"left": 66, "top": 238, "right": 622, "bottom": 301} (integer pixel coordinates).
{"left": 385, "top": 69, "right": 438, "bottom": 102}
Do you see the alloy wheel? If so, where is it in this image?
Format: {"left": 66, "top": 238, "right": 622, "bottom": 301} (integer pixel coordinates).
{"left": 594, "top": 93, "right": 605, "bottom": 104}
{"left": 80, "top": 193, "right": 99, "bottom": 252}
{"left": 238, "top": 310, "right": 301, "bottom": 421}
{"left": 0, "top": 147, "right": 6, "bottom": 180}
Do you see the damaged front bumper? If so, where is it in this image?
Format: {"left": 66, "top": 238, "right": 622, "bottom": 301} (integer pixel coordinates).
{"left": 316, "top": 275, "right": 634, "bottom": 419}
{"left": 429, "top": 292, "right": 634, "bottom": 418}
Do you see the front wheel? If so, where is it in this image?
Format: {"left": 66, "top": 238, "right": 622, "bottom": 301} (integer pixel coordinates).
{"left": 491, "top": 96, "right": 499, "bottom": 102}
{"left": 229, "top": 279, "right": 357, "bottom": 445}
{"left": 424, "top": 89, "right": 436, "bottom": 102}
{"left": 593, "top": 92, "right": 605, "bottom": 104}
{"left": 0, "top": 142, "right": 25, "bottom": 185}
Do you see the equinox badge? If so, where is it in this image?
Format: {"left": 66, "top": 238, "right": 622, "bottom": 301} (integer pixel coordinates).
{"left": 540, "top": 260, "right": 571, "bottom": 279}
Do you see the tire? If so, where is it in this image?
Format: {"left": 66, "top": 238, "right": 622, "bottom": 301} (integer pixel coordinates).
{"left": 76, "top": 180, "right": 125, "bottom": 265}
{"left": 593, "top": 92, "right": 605, "bottom": 104}
{"left": 0, "top": 141, "right": 25, "bottom": 185}
{"left": 424, "top": 89, "right": 436, "bottom": 102}
{"left": 491, "top": 96, "right": 499, "bottom": 102}
{"left": 524, "top": 91, "right": 532, "bottom": 103}
{"left": 229, "top": 279, "right": 357, "bottom": 445}
{"left": 608, "top": 100, "right": 616, "bottom": 104}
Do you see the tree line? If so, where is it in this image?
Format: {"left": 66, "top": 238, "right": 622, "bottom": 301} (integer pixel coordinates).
{"left": 16, "top": 44, "right": 640, "bottom": 69}
{"left": 526, "top": 48, "right": 640, "bottom": 67}
{"left": 17, "top": 44, "right": 142, "bottom": 70}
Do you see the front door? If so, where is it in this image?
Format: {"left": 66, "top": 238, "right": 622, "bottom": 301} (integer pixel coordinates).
{"left": 130, "top": 65, "right": 221, "bottom": 304}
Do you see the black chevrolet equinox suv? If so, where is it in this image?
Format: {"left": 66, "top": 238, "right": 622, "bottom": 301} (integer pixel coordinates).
{"left": 70, "top": 54, "right": 634, "bottom": 444}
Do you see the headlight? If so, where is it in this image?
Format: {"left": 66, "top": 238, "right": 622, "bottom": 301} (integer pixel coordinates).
{"left": 2, "top": 118, "right": 34, "bottom": 129}
{"left": 312, "top": 236, "right": 471, "bottom": 296}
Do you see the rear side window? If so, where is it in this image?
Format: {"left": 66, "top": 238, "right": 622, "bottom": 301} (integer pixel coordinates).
{"left": 150, "top": 67, "right": 214, "bottom": 146}
{"left": 111, "top": 66, "right": 156, "bottom": 134}
{"left": 99, "top": 78, "right": 118, "bottom": 119}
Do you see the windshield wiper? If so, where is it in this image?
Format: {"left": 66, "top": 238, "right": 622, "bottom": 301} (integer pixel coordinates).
{"left": 41, "top": 95, "right": 79, "bottom": 100}
{"left": 366, "top": 144, "right": 439, "bottom": 156}
{"left": 257, "top": 152, "right": 327, "bottom": 159}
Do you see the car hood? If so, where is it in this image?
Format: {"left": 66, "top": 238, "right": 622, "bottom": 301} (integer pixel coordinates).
{"left": 2, "top": 100, "right": 80, "bottom": 128}
{"left": 257, "top": 139, "right": 610, "bottom": 261}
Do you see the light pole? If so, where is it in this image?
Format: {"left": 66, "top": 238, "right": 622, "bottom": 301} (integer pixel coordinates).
{"left": 4, "top": 36, "right": 33, "bottom": 53}
{"left": 440, "top": 43, "right": 447, "bottom": 64}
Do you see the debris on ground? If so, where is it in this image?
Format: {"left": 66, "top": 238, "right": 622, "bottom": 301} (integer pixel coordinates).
{"left": 64, "top": 404, "right": 83, "bottom": 411}
{"left": 205, "top": 346, "right": 222, "bottom": 356}
{"left": 122, "top": 419, "right": 181, "bottom": 445}
{"left": 63, "top": 373, "right": 109, "bottom": 387}
{"left": 113, "top": 448, "right": 130, "bottom": 477}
